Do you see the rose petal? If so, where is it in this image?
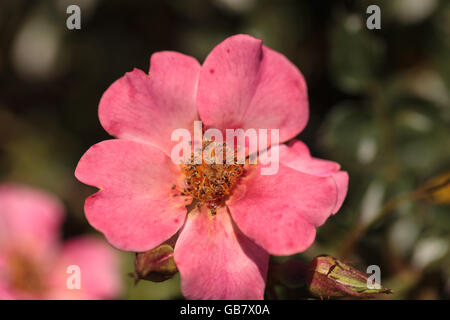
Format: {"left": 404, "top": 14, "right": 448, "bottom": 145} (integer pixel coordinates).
{"left": 47, "top": 236, "right": 121, "bottom": 299}
{"left": 277, "top": 141, "right": 341, "bottom": 175}
{"left": 228, "top": 163, "right": 337, "bottom": 256}
{"left": 197, "top": 34, "right": 308, "bottom": 147}
{"left": 329, "top": 171, "right": 349, "bottom": 214}
{"left": 0, "top": 184, "right": 63, "bottom": 253}
{"left": 75, "top": 139, "right": 187, "bottom": 251}
{"left": 0, "top": 254, "right": 15, "bottom": 300}
{"left": 0, "top": 283, "right": 16, "bottom": 300}
{"left": 174, "top": 207, "right": 268, "bottom": 300}
{"left": 277, "top": 141, "right": 349, "bottom": 214}
{"left": 99, "top": 51, "right": 200, "bottom": 155}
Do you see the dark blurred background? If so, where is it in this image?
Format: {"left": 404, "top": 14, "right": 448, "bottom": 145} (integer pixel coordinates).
{"left": 0, "top": 0, "right": 449, "bottom": 299}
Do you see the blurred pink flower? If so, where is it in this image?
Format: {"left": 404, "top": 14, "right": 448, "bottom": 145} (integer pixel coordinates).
{"left": 75, "top": 34, "right": 348, "bottom": 299}
{"left": 0, "top": 184, "right": 122, "bottom": 300}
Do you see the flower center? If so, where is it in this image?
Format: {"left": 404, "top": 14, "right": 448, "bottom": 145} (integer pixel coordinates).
{"left": 8, "top": 252, "right": 45, "bottom": 295}
{"left": 182, "top": 140, "right": 244, "bottom": 213}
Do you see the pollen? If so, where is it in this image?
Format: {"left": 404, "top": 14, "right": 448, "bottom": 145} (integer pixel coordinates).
{"left": 181, "top": 140, "right": 244, "bottom": 213}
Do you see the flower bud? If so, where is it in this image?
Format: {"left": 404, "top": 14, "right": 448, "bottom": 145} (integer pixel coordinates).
{"left": 132, "top": 243, "right": 178, "bottom": 284}
{"left": 306, "top": 255, "right": 392, "bottom": 299}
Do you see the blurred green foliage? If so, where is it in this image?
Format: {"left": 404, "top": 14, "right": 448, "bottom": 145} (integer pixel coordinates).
{"left": 0, "top": 0, "right": 449, "bottom": 299}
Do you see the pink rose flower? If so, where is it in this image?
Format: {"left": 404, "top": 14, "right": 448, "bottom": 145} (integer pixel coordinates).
{"left": 75, "top": 34, "right": 348, "bottom": 300}
{"left": 0, "top": 184, "right": 122, "bottom": 299}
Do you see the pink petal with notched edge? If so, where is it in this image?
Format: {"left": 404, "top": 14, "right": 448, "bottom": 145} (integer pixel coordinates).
{"left": 0, "top": 184, "right": 63, "bottom": 254}
{"left": 227, "top": 164, "right": 337, "bottom": 256}
{"left": 197, "top": 34, "right": 308, "bottom": 148}
{"left": 99, "top": 51, "right": 200, "bottom": 156}
{"left": 75, "top": 139, "right": 187, "bottom": 252}
{"left": 276, "top": 140, "right": 349, "bottom": 214}
{"left": 174, "top": 207, "right": 268, "bottom": 300}
{"left": 47, "top": 236, "right": 121, "bottom": 300}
